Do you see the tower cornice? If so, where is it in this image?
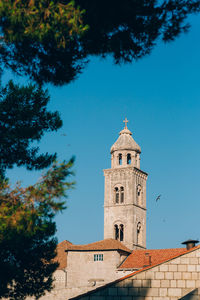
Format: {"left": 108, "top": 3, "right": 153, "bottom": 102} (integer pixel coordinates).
{"left": 104, "top": 203, "right": 147, "bottom": 211}
{"left": 103, "top": 166, "right": 148, "bottom": 179}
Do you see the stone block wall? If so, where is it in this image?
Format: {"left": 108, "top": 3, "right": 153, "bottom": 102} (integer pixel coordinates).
{"left": 73, "top": 247, "right": 200, "bottom": 300}
{"left": 67, "top": 250, "right": 130, "bottom": 288}
{"left": 104, "top": 168, "right": 147, "bottom": 250}
{"left": 34, "top": 250, "right": 131, "bottom": 300}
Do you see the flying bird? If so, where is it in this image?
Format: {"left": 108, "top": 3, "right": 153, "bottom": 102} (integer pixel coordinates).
{"left": 156, "top": 194, "right": 161, "bottom": 202}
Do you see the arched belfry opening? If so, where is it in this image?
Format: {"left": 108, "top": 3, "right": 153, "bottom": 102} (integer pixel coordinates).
{"left": 114, "top": 185, "right": 125, "bottom": 204}
{"left": 114, "top": 224, "right": 119, "bottom": 240}
{"left": 114, "top": 223, "right": 124, "bottom": 242}
{"left": 104, "top": 118, "right": 148, "bottom": 250}
{"left": 137, "top": 184, "right": 142, "bottom": 206}
{"left": 127, "top": 153, "right": 131, "bottom": 165}
{"left": 119, "top": 224, "right": 124, "bottom": 241}
{"left": 137, "top": 222, "right": 143, "bottom": 246}
{"left": 118, "top": 153, "right": 122, "bottom": 165}
{"left": 114, "top": 187, "right": 119, "bottom": 203}
{"left": 120, "top": 187, "right": 124, "bottom": 203}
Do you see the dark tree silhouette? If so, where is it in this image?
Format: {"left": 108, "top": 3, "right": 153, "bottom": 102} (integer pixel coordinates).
{"left": 0, "top": 81, "right": 62, "bottom": 177}
{"left": 0, "top": 159, "right": 74, "bottom": 299}
{"left": 0, "top": 0, "right": 199, "bottom": 86}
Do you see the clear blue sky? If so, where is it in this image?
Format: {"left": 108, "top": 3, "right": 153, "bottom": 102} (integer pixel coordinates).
{"left": 6, "top": 14, "right": 200, "bottom": 250}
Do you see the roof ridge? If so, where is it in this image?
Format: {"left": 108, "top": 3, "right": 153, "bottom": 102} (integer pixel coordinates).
{"left": 57, "top": 240, "right": 73, "bottom": 246}
{"left": 132, "top": 247, "right": 186, "bottom": 251}
{"left": 67, "top": 238, "right": 111, "bottom": 247}
{"left": 66, "top": 238, "right": 131, "bottom": 253}
{"left": 68, "top": 238, "right": 124, "bottom": 246}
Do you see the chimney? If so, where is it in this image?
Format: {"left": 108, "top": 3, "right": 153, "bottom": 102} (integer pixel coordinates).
{"left": 143, "top": 252, "right": 151, "bottom": 267}
{"left": 182, "top": 239, "right": 199, "bottom": 250}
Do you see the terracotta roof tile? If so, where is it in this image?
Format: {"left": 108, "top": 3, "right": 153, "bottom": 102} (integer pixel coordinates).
{"left": 67, "top": 239, "right": 131, "bottom": 253}
{"left": 119, "top": 247, "right": 189, "bottom": 269}
{"left": 54, "top": 239, "right": 131, "bottom": 270}
{"left": 54, "top": 240, "right": 72, "bottom": 269}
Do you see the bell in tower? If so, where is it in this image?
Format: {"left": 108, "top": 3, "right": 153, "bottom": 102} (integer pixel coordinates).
{"left": 104, "top": 119, "right": 148, "bottom": 250}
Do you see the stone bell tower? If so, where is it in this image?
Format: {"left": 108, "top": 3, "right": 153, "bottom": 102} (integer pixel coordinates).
{"left": 104, "top": 119, "right": 148, "bottom": 250}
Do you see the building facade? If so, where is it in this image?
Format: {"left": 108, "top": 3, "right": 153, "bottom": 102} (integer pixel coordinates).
{"left": 104, "top": 119, "right": 148, "bottom": 250}
{"left": 71, "top": 244, "right": 200, "bottom": 300}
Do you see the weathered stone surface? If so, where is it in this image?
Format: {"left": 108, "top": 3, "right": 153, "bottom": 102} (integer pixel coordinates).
{"left": 104, "top": 124, "right": 147, "bottom": 251}
{"left": 65, "top": 247, "right": 200, "bottom": 300}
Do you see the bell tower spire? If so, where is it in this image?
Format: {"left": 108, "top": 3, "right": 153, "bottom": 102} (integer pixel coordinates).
{"left": 104, "top": 120, "right": 148, "bottom": 250}
{"left": 110, "top": 119, "right": 141, "bottom": 169}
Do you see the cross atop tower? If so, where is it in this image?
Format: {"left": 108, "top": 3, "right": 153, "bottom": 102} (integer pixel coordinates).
{"left": 123, "top": 117, "right": 129, "bottom": 129}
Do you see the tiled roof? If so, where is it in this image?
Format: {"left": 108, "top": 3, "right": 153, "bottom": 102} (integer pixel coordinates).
{"left": 119, "top": 247, "right": 190, "bottom": 269}
{"left": 66, "top": 239, "right": 132, "bottom": 253}
{"left": 54, "top": 240, "right": 72, "bottom": 269}
{"left": 54, "top": 239, "right": 131, "bottom": 270}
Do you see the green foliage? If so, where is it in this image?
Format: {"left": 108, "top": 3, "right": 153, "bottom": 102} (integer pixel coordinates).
{"left": 0, "top": 0, "right": 87, "bottom": 46}
{"left": 0, "top": 0, "right": 88, "bottom": 85}
{"left": 0, "top": 0, "right": 200, "bottom": 85}
{"left": 0, "top": 80, "right": 62, "bottom": 177}
{"left": 76, "top": 0, "right": 200, "bottom": 63}
{"left": 0, "top": 159, "right": 75, "bottom": 299}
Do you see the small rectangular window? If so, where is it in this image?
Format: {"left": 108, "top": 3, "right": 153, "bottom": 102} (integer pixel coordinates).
{"left": 94, "top": 254, "right": 103, "bottom": 261}
{"left": 99, "top": 254, "right": 103, "bottom": 261}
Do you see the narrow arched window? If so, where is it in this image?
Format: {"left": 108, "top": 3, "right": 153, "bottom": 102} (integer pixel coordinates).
{"left": 119, "top": 224, "right": 124, "bottom": 241}
{"left": 114, "top": 225, "right": 119, "bottom": 240}
{"left": 127, "top": 153, "right": 131, "bottom": 165}
{"left": 137, "top": 185, "right": 142, "bottom": 206}
{"left": 120, "top": 187, "right": 124, "bottom": 203}
{"left": 115, "top": 187, "right": 119, "bottom": 203}
{"left": 119, "top": 154, "right": 122, "bottom": 165}
{"left": 137, "top": 186, "right": 141, "bottom": 196}
{"left": 137, "top": 222, "right": 142, "bottom": 245}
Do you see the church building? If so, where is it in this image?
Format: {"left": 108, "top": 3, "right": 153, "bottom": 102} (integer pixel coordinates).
{"left": 39, "top": 120, "right": 200, "bottom": 300}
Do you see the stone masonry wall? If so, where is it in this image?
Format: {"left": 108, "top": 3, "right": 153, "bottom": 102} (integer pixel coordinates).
{"left": 73, "top": 247, "right": 200, "bottom": 300}
{"left": 34, "top": 250, "right": 131, "bottom": 300}
{"left": 67, "top": 250, "right": 130, "bottom": 288}
{"left": 104, "top": 168, "right": 147, "bottom": 250}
